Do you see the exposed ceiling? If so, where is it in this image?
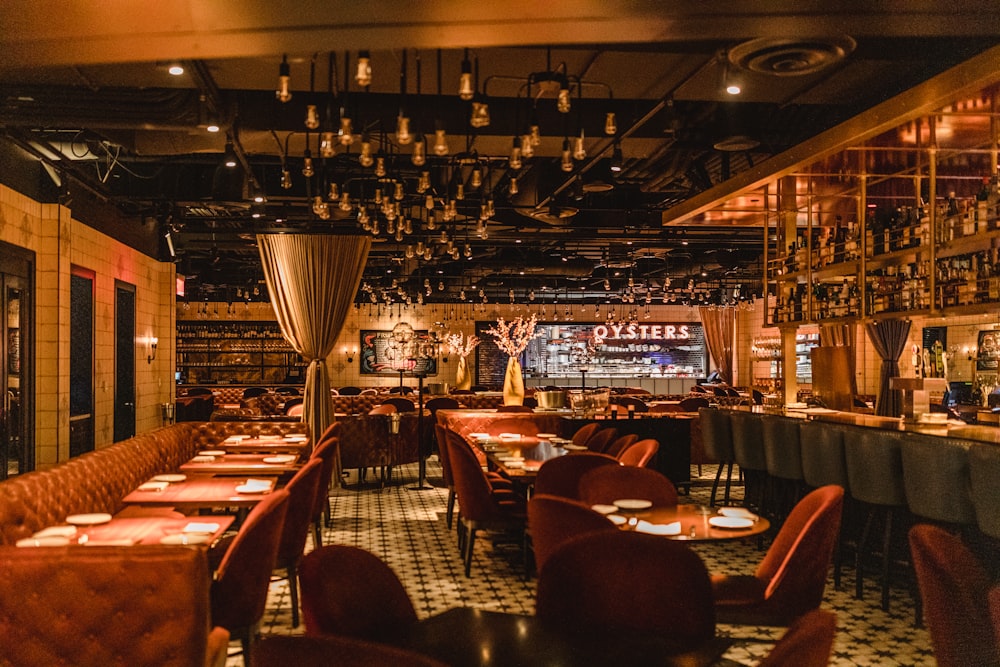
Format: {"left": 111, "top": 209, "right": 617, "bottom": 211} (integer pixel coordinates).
{"left": 3, "top": 3, "right": 1000, "bottom": 307}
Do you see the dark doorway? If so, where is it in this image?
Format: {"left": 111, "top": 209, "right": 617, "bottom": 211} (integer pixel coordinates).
{"left": 0, "top": 242, "right": 34, "bottom": 479}
{"left": 114, "top": 281, "right": 136, "bottom": 442}
{"left": 70, "top": 268, "right": 95, "bottom": 457}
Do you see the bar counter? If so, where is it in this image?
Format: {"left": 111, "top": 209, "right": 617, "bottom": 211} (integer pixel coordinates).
{"left": 778, "top": 407, "right": 1000, "bottom": 446}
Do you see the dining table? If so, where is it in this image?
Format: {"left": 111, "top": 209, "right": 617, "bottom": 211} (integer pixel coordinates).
{"left": 212, "top": 435, "right": 310, "bottom": 454}
{"left": 603, "top": 503, "right": 771, "bottom": 542}
{"left": 397, "top": 606, "right": 731, "bottom": 667}
{"left": 17, "top": 513, "right": 235, "bottom": 547}
{"left": 120, "top": 475, "right": 280, "bottom": 511}
{"left": 179, "top": 452, "right": 302, "bottom": 476}
{"left": 471, "top": 434, "right": 571, "bottom": 483}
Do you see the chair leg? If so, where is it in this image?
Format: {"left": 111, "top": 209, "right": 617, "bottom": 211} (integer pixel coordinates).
{"left": 446, "top": 490, "right": 456, "bottom": 529}
{"left": 881, "top": 508, "right": 894, "bottom": 612}
{"left": 709, "top": 464, "right": 724, "bottom": 506}
{"left": 464, "top": 527, "right": 477, "bottom": 577}
{"left": 856, "top": 507, "right": 876, "bottom": 601}
{"left": 287, "top": 563, "right": 300, "bottom": 628}
{"left": 722, "top": 461, "right": 734, "bottom": 505}
{"left": 312, "top": 518, "right": 323, "bottom": 550}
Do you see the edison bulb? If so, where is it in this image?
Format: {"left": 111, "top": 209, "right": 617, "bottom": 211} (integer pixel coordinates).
{"left": 411, "top": 137, "right": 426, "bottom": 166}
{"left": 320, "top": 131, "right": 336, "bottom": 158}
{"left": 338, "top": 117, "right": 354, "bottom": 145}
{"left": 304, "top": 104, "right": 320, "bottom": 130}
{"left": 355, "top": 52, "right": 372, "bottom": 87}
{"left": 433, "top": 129, "right": 449, "bottom": 156}
{"left": 396, "top": 115, "right": 412, "bottom": 145}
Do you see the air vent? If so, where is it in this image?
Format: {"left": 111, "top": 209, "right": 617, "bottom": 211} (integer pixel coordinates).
{"left": 727, "top": 36, "right": 856, "bottom": 77}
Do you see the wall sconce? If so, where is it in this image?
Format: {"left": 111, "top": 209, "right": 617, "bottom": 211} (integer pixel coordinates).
{"left": 147, "top": 337, "right": 158, "bottom": 364}
{"left": 344, "top": 346, "right": 357, "bottom": 363}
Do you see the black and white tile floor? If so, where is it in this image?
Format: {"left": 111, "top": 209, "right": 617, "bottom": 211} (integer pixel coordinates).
{"left": 236, "top": 461, "right": 936, "bottom": 666}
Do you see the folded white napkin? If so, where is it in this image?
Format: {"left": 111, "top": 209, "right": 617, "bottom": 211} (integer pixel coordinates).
{"left": 183, "top": 522, "right": 220, "bottom": 534}
{"left": 138, "top": 481, "right": 170, "bottom": 492}
{"left": 635, "top": 520, "right": 682, "bottom": 536}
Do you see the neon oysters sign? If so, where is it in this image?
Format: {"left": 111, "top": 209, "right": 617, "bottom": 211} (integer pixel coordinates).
{"left": 591, "top": 323, "right": 691, "bottom": 345}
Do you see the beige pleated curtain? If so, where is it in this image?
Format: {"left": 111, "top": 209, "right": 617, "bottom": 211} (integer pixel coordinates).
{"left": 698, "top": 306, "right": 735, "bottom": 385}
{"left": 257, "top": 234, "right": 371, "bottom": 475}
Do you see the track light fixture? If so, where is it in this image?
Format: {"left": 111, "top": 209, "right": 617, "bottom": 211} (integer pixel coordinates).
{"left": 276, "top": 54, "right": 292, "bottom": 102}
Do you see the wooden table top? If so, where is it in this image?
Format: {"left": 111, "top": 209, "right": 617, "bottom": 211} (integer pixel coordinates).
{"left": 121, "top": 475, "right": 280, "bottom": 510}
{"left": 180, "top": 453, "right": 302, "bottom": 476}
{"left": 23, "top": 514, "right": 234, "bottom": 547}
{"left": 398, "top": 607, "right": 730, "bottom": 667}
{"left": 212, "top": 436, "right": 310, "bottom": 453}
{"left": 474, "top": 435, "right": 570, "bottom": 480}
{"left": 607, "top": 504, "right": 770, "bottom": 542}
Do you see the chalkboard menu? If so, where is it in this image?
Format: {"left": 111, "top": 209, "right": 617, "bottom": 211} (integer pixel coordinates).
{"left": 475, "top": 321, "right": 706, "bottom": 387}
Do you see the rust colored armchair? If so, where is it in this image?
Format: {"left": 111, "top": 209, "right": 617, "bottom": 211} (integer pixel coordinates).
{"left": 527, "top": 494, "right": 618, "bottom": 573}
{"left": 0, "top": 545, "right": 229, "bottom": 667}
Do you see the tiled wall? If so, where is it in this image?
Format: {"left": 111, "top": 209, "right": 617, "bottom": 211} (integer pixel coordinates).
{"left": 0, "top": 185, "right": 175, "bottom": 467}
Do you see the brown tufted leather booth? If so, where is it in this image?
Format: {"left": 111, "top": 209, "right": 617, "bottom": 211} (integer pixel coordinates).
{"left": 0, "top": 421, "right": 308, "bottom": 546}
{"left": 0, "top": 545, "right": 229, "bottom": 667}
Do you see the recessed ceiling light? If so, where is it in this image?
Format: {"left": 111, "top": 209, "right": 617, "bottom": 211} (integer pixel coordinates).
{"left": 167, "top": 64, "right": 184, "bottom": 76}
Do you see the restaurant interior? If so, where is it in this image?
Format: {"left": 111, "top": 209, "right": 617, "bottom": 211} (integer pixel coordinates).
{"left": 3, "top": 4, "right": 1000, "bottom": 666}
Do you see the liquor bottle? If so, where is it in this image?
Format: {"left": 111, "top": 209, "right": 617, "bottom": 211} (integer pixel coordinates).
{"left": 833, "top": 216, "right": 846, "bottom": 263}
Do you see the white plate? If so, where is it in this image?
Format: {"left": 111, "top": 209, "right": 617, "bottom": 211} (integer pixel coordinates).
{"left": 235, "top": 485, "right": 269, "bottom": 494}
{"left": 183, "top": 522, "right": 220, "bottom": 534}
{"left": 498, "top": 433, "right": 522, "bottom": 440}
{"left": 284, "top": 435, "right": 308, "bottom": 441}
{"left": 563, "top": 444, "right": 588, "bottom": 451}
{"left": 224, "top": 436, "right": 246, "bottom": 443}
{"left": 709, "top": 516, "right": 754, "bottom": 530}
{"left": 469, "top": 433, "right": 490, "bottom": 439}
{"left": 190, "top": 455, "right": 215, "bottom": 463}
{"left": 263, "top": 455, "right": 297, "bottom": 464}
{"left": 504, "top": 460, "right": 525, "bottom": 469}
{"left": 153, "top": 474, "right": 187, "bottom": 483}
{"left": 536, "top": 433, "right": 558, "bottom": 439}
{"left": 590, "top": 504, "right": 618, "bottom": 515}
{"left": 65, "top": 513, "right": 112, "bottom": 526}
{"left": 160, "top": 534, "right": 211, "bottom": 545}
{"left": 496, "top": 455, "right": 524, "bottom": 462}
{"left": 613, "top": 499, "right": 653, "bottom": 511}
{"left": 607, "top": 515, "right": 627, "bottom": 525}
{"left": 32, "top": 525, "right": 78, "bottom": 538}
{"left": 17, "top": 536, "right": 71, "bottom": 547}
{"left": 199, "top": 450, "right": 226, "bottom": 456}
{"left": 635, "top": 520, "right": 682, "bottom": 536}
{"left": 718, "top": 507, "right": 758, "bottom": 520}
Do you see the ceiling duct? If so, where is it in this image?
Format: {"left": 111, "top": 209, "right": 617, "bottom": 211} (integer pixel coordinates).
{"left": 727, "top": 36, "right": 856, "bottom": 77}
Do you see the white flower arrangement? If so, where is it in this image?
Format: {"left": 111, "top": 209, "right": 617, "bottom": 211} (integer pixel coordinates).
{"left": 486, "top": 315, "right": 538, "bottom": 357}
{"left": 445, "top": 332, "right": 480, "bottom": 358}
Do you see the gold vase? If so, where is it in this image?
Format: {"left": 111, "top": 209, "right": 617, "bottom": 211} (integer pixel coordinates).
{"left": 502, "top": 357, "right": 525, "bottom": 406}
{"left": 455, "top": 355, "right": 472, "bottom": 390}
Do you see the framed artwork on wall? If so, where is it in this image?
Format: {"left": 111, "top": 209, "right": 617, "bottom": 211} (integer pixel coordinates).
{"left": 977, "top": 330, "right": 999, "bottom": 372}
{"left": 360, "top": 322, "right": 439, "bottom": 376}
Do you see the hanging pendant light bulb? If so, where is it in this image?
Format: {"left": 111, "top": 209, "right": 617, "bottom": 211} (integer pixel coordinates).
{"left": 281, "top": 168, "right": 292, "bottom": 189}
{"left": 339, "top": 192, "right": 351, "bottom": 211}
{"left": 464, "top": 244, "right": 472, "bottom": 258}
{"left": 405, "top": 244, "right": 415, "bottom": 259}
{"left": 302, "top": 149, "right": 314, "bottom": 177}
{"left": 509, "top": 176, "right": 519, "bottom": 195}
{"left": 275, "top": 55, "right": 292, "bottom": 103}
{"left": 358, "top": 136, "right": 374, "bottom": 167}
{"left": 470, "top": 167, "right": 482, "bottom": 189}
{"left": 424, "top": 193, "right": 435, "bottom": 210}
{"left": 529, "top": 123, "right": 541, "bottom": 147}
{"left": 411, "top": 135, "right": 426, "bottom": 166}
{"left": 508, "top": 136, "right": 522, "bottom": 170}
{"left": 404, "top": 218, "right": 413, "bottom": 234}
{"left": 455, "top": 183, "right": 465, "bottom": 201}
{"left": 573, "top": 130, "right": 586, "bottom": 160}
{"left": 393, "top": 181, "right": 404, "bottom": 201}
{"left": 557, "top": 80, "right": 572, "bottom": 113}
{"left": 470, "top": 98, "right": 490, "bottom": 128}
{"left": 320, "top": 131, "right": 336, "bottom": 158}
{"left": 396, "top": 115, "right": 412, "bottom": 145}
{"left": 338, "top": 116, "right": 354, "bottom": 145}
{"left": 374, "top": 155, "right": 386, "bottom": 178}
{"left": 520, "top": 133, "right": 534, "bottom": 159}
{"left": 433, "top": 128, "right": 449, "bottom": 156}
{"left": 328, "top": 182, "right": 339, "bottom": 200}
{"left": 458, "top": 50, "right": 474, "bottom": 100}
{"left": 305, "top": 104, "right": 320, "bottom": 130}
{"left": 560, "top": 139, "right": 573, "bottom": 172}
{"left": 355, "top": 50, "right": 372, "bottom": 87}
{"left": 417, "top": 171, "right": 431, "bottom": 193}
{"left": 604, "top": 112, "right": 617, "bottom": 136}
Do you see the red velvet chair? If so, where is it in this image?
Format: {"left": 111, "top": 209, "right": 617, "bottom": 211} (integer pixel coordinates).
{"left": 485, "top": 416, "right": 540, "bottom": 437}
{"left": 577, "top": 465, "right": 678, "bottom": 508}
{"left": 603, "top": 433, "right": 639, "bottom": 458}
{"left": 0, "top": 545, "right": 229, "bottom": 667}
{"left": 583, "top": 427, "right": 618, "bottom": 454}
{"left": 570, "top": 422, "right": 601, "bottom": 447}
{"left": 617, "top": 438, "right": 659, "bottom": 467}
{"left": 309, "top": 435, "right": 341, "bottom": 548}
{"left": 528, "top": 494, "right": 618, "bottom": 573}
{"left": 495, "top": 404, "right": 535, "bottom": 412}
{"left": 254, "top": 634, "right": 446, "bottom": 667}
{"left": 299, "top": 545, "right": 417, "bottom": 643}
{"left": 909, "top": 523, "right": 1000, "bottom": 667}
{"left": 536, "top": 530, "right": 718, "bottom": 657}
{"left": 434, "top": 424, "right": 459, "bottom": 530}
{"left": 211, "top": 488, "right": 291, "bottom": 658}
{"left": 712, "top": 485, "right": 844, "bottom": 626}
{"left": 384, "top": 396, "right": 417, "bottom": 412}
{"left": 533, "top": 451, "right": 620, "bottom": 500}
{"left": 274, "top": 458, "right": 323, "bottom": 628}
{"left": 758, "top": 609, "right": 838, "bottom": 667}
{"left": 444, "top": 427, "right": 527, "bottom": 577}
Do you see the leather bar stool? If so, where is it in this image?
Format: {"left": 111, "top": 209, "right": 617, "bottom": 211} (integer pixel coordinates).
{"left": 697, "top": 407, "right": 736, "bottom": 506}
{"left": 730, "top": 411, "right": 768, "bottom": 516}
{"left": 901, "top": 434, "right": 976, "bottom": 527}
{"left": 799, "top": 420, "right": 850, "bottom": 588}
{"left": 843, "top": 429, "right": 908, "bottom": 611}
{"left": 761, "top": 414, "right": 805, "bottom": 524}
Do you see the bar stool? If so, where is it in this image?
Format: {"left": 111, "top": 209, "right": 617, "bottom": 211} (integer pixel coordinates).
{"left": 697, "top": 407, "right": 736, "bottom": 506}
{"left": 901, "top": 434, "right": 976, "bottom": 528}
{"left": 729, "top": 411, "right": 767, "bottom": 515}
{"left": 844, "top": 429, "right": 908, "bottom": 611}
{"left": 799, "top": 420, "right": 850, "bottom": 588}
{"left": 761, "top": 414, "right": 805, "bottom": 524}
